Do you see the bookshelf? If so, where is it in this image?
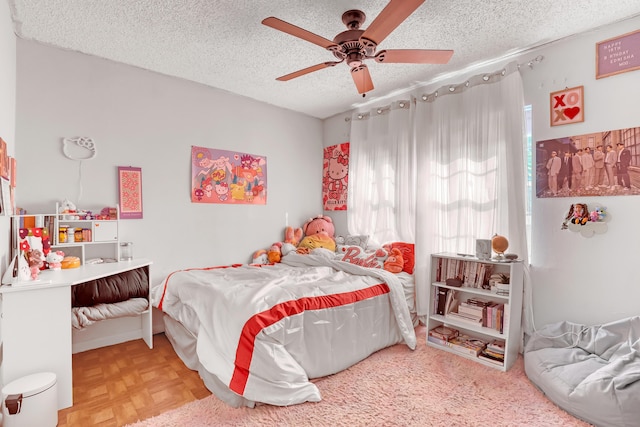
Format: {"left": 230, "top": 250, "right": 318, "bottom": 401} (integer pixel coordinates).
{"left": 11, "top": 204, "right": 120, "bottom": 266}
{"left": 426, "top": 253, "right": 523, "bottom": 371}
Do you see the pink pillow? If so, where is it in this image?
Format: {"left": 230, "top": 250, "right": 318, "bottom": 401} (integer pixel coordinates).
{"left": 337, "top": 246, "right": 388, "bottom": 269}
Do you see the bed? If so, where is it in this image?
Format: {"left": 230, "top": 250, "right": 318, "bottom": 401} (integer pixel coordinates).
{"left": 151, "top": 249, "right": 417, "bottom": 407}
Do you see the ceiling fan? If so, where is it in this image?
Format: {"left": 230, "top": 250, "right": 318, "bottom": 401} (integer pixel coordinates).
{"left": 262, "top": 0, "right": 453, "bottom": 96}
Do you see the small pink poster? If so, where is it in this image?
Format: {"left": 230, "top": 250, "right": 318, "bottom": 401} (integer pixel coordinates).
{"left": 191, "top": 146, "right": 267, "bottom": 205}
{"left": 118, "top": 166, "right": 143, "bottom": 219}
{"left": 322, "top": 143, "right": 349, "bottom": 211}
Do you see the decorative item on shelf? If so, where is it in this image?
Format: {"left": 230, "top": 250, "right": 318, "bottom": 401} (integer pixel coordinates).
{"left": 61, "top": 256, "right": 81, "bottom": 269}
{"left": 491, "top": 234, "right": 509, "bottom": 260}
{"left": 561, "top": 203, "right": 610, "bottom": 237}
{"left": 475, "top": 238, "right": 492, "bottom": 260}
{"left": 27, "top": 249, "right": 45, "bottom": 280}
{"left": 120, "top": 242, "right": 133, "bottom": 261}
{"left": 59, "top": 226, "right": 69, "bottom": 243}
{"left": 46, "top": 250, "right": 65, "bottom": 271}
{"left": 1, "top": 253, "right": 31, "bottom": 285}
{"left": 489, "top": 273, "right": 510, "bottom": 295}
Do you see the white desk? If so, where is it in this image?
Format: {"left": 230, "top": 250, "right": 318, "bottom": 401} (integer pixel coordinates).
{"left": 0, "top": 259, "right": 153, "bottom": 409}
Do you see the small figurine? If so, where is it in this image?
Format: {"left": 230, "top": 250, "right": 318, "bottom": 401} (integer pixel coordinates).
{"left": 46, "top": 250, "right": 65, "bottom": 271}
{"left": 27, "top": 249, "right": 45, "bottom": 280}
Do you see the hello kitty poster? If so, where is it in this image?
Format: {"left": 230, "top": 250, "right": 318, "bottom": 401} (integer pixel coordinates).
{"left": 322, "top": 143, "right": 349, "bottom": 211}
{"left": 191, "top": 146, "right": 267, "bottom": 205}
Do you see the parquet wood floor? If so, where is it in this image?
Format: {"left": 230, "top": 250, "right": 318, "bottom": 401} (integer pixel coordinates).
{"left": 57, "top": 333, "right": 211, "bottom": 427}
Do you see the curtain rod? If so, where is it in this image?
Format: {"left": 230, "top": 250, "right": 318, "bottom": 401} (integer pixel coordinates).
{"left": 417, "top": 55, "right": 544, "bottom": 103}
{"left": 346, "top": 54, "right": 544, "bottom": 121}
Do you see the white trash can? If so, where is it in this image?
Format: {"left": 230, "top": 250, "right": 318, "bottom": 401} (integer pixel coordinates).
{"left": 2, "top": 372, "right": 58, "bottom": 427}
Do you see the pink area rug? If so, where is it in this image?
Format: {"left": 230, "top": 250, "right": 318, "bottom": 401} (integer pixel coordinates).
{"left": 127, "top": 326, "right": 591, "bottom": 427}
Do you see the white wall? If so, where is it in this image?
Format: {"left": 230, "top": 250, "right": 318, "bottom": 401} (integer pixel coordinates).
{"left": 15, "top": 40, "right": 324, "bottom": 284}
{"left": 0, "top": 1, "right": 16, "bottom": 272}
{"left": 524, "top": 16, "right": 640, "bottom": 328}
{"left": 324, "top": 15, "right": 640, "bottom": 329}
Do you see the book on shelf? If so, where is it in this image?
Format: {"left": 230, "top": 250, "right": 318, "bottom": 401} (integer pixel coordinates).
{"left": 457, "top": 302, "right": 485, "bottom": 317}
{"left": 447, "top": 335, "right": 487, "bottom": 357}
{"left": 427, "top": 335, "right": 449, "bottom": 347}
{"left": 429, "top": 325, "right": 459, "bottom": 341}
{"left": 478, "top": 350, "right": 505, "bottom": 366}
{"left": 445, "top": 311, "right": 482, "bottom": 325}
{"left": 487, "top": 339, "right": 505, "bottom": 354}
{"left": 436, "top": 287, "right": 449, "bottom": 315}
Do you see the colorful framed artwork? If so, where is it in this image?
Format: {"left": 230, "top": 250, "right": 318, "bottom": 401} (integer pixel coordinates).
{"left": 596, "top": 29, "right": 640, "bottom": 79}
{"left": 118, "top": 166, "right": 143, "bottom": 219}
{"left": 550, "top": 86, "right": 584, "bottom": 127}
{"left": 323, "top": 142, "right": 349, "bottom": 211}
{"left": 191, "top": 146, "right": 267, "bottom": 205}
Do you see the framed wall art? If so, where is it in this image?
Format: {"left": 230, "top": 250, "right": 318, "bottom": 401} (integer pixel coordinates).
{"left": 596, "top": 29, "right": 640, "bottom": 79}
{"left": 118, "top": 166, "right": 143, "bottom": 219}
{"left": 535, "top": 125, "right": 640, "bottom": 198}
{"left": 191, "top": 146, "right": 267, "bottom": 205}
{"left": 550, "top": 86, "right": 584, "bottom": 127}
{"left": 322, "top": 142, "right": 349, "bottom": 211}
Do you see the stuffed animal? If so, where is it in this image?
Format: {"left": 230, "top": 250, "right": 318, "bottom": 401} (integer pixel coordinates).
{"left": 267, "top": 243, "right": 282, "bottom": 263}
{"left": 27, "top": 249, "right": 45, "bottom": 280}
{"left": 59, "top": 198, "right": 77, "bottom": 213}
{"left": 284, "top": 226, "right": 303, "bottom": 246}
{"left": 252, "top": 249, "right": 269, "bottom": 265}
{"left": 46, "top": 250, "right": 65, "bottom": 271}
{"left": 383, "top": 248, "right": 404, "bottom": 273}
{"left": 302, "top": 215, "right": 335, "bottom": 239}
{"left": 296, "top": 234, "right": 337, "bottom": 254}
{"left": 297, "top": 215, "right": 336, "bottom": 253}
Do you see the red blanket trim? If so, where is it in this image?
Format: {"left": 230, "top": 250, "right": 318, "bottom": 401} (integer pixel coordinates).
{"left": 229, "top": 282, "right": 390, "bottom": 395}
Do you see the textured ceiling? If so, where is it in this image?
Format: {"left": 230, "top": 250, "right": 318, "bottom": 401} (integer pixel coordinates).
{"left": 8, "top": 1, "right": 640, "bottom": 119}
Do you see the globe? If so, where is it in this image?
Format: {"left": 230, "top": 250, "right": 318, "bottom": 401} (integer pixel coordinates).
{"left": 491, "top": 234, "right": 509, "bottom": 259}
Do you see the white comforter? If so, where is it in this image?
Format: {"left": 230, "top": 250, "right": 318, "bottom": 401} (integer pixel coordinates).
{"left": 153, "top": 251, "right": 416, "bottom": 407}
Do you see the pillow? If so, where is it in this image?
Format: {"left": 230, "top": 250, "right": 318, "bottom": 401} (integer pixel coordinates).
{"left": 335, "top": 234, "right": 369, "bottom": 249}
{"left": 382, "top": 242, "right": 415, "bottom": 274}
{"left": 337, "top": 245, "right": 388, "bottom": 269}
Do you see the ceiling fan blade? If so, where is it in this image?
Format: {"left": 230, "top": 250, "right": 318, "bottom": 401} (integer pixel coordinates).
{"left": 351, "top": 65, "right": 374, "bottom": 94}
{"left": 360, "top": 0, "right": 425, "bottom": 46}
{"left": 375, "top": 49, "right": 454, "bottom": 64}
{"left": 276, "top": 61, "right": 343, "bottom": 81}
{"left": 262, "top": 17, "right": 338, "bottom": 50}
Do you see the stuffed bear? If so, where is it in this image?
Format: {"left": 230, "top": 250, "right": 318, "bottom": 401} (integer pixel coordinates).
{"left": 46, "top": 250, "right": 65, "bottom": 271}
{"left": 297, "top": 215, "right": 336, "bottom": 253}
{"left": 27, "top": 249, "right": 45, "bottom": 280}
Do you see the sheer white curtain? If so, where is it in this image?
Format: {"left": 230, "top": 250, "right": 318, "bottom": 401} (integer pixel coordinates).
{"left": 348, "top": 101, "right": 415, "bottom": 245}
{"left": 412, "top": 63, "right": 531, "bottom": 336}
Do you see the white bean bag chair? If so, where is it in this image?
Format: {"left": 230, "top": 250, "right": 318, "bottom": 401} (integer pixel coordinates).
{"left": 524, "top": 316, "right": 640, "bottom": 427}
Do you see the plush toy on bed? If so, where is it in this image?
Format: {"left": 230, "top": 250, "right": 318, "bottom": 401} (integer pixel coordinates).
{"left": 267, "top": 243, "right": 282, "bottom": 263}
{"left": 251, "top": 226, "right": 304, "bottom": 264}
{"left": 296, "top": 215, "right": 336, "bottom": 254}
{"left": 383, "top": 248, "right": 404, "bottom": 273}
